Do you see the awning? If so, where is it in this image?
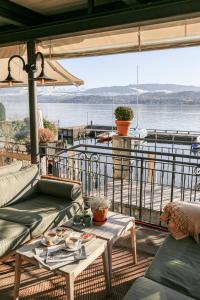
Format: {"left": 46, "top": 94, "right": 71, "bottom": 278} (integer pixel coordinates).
{"left": 0, "top": 16, "right": 200, "bottom": 60}
{"left": 38, "top": 17, "right": 200, "bottom": 58}
{"left": 0, "top": 54, "right": 84, "bottom": 87}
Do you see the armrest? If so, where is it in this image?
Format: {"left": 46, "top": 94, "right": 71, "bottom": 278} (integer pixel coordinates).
{"left": 37, "top": 177, "right": 82, "bottom": 202}
{"left": 41, "top": 175, "right": 82, "bottom": 186}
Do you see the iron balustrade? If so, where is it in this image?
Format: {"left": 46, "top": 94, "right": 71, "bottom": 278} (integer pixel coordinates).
{"left": 40, "top": 144, "right": 200, "bottom": 227}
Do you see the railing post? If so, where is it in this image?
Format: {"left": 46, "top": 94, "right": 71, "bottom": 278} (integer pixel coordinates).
{"left": 170, "top": 155, "right": 176, "bottom": 202}
{"left": 139, "top": 158, "right": 144, "bottom": 221}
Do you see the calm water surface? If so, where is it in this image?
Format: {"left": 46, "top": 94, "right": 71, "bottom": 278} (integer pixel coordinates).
{"left": 2, "top": 98, "right": 200, "bottom": 132}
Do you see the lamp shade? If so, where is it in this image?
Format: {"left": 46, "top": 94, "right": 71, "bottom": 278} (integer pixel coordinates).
{"left": 34, "top": 69, "right": 56, "bottom": 85}
{"left": 0, "top": 71, "right": 23, "bottom": 87}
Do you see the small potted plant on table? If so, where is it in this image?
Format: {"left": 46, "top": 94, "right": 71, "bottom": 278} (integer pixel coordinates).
{"left": 90, "top": 197, "right": 110, "bottom": 226}
{"left": 115, "top": 106, "right": 134, "bottom": 136}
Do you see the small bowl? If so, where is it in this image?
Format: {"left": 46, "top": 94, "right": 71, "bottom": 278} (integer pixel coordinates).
{"left": 56, "top": 227, "right": 72, "bottom": 238}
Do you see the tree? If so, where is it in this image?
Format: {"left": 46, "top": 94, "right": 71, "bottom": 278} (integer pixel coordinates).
{"left": 0, "top": 102, "right": 6, "bottom": 122}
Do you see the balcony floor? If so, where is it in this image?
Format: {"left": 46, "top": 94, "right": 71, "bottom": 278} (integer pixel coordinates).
{"left": 0, "top": 226, "right": 167, "bottom": 300}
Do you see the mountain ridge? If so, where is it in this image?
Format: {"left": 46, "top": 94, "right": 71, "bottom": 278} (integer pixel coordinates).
{"left": 1, "top": 84, "right": 200, "bottom": 104}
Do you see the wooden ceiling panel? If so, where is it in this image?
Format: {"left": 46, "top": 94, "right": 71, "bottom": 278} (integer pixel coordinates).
{"left": 10, "top": 0, "right": 88, "bottom": 15}
{"left": 0, "top": 16, "right": 16, "bottom": 25}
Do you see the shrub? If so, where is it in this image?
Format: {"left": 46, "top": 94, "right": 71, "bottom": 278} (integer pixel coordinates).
{"left": 39, "top": 128, "right": 54, "bottom": 143}
{"left": 43, "top": 118, "right": 57, "bottom": 135}
{"left": 115, "top": 106, "right": 134, "bottom": 121}
{"left": 15, "top": 129, "right": 29, "bottom": 141}
{"left": 0, "top": 103, "right": 6, "bottom": 122}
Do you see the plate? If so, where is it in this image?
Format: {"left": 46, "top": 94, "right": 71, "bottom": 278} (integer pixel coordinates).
{"left": 66, "top": 244, "right": 82, "bottom": 252}
{"left": 80, "top": 233, "right": 95, "bottom": 243}
{"left": 41, "top": 237, "right": 62, "bottom": 247}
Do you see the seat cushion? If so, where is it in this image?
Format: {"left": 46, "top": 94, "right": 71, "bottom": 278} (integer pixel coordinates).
{"left": 123, "top": 277, "right": 194, "bottom": 300}
{"left": 145, "top": 235, "right": 200, "bottom": 299}
{"left": 0, "top": 219, "right": 30, "bottom": 258}
{"left": 0, "top": 165, "right": 39, "bottom": 207}
{"left": 0, "top": 194, "right": 82, "bottom": 238}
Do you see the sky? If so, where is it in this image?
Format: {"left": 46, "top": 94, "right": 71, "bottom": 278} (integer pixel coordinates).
{"left": 60, "top": 46, "right": 200, "bottom": 89}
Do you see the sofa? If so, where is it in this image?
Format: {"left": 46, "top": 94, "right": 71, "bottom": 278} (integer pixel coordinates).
{"left": 0, "top": 160, "right": 22, "bottom": 177}
{"left": 123, "top": 235, "right": 200, "bottom": 300}
{"left": 0, "top": 165, "right": 83, "bottom": 259}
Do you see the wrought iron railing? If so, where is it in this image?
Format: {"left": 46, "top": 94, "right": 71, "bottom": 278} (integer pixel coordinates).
{"left": 41, "top": 143, "right": 200, "bottom": 227}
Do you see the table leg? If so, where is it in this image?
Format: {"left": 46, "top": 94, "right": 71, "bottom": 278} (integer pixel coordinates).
{"left": 13, "top": 253, "right": 22, "bottom": 300}
{"left": 130, "top": 225, "right": 137, "bottom": 264}
{"left": 65, "top": 273, "right": 74, "bottom": 300}
{"left": 102, "top": 247, "right": 112, "bottom": 294}
{"left": 107, "top": 243, "right": 113, "bottom": 278}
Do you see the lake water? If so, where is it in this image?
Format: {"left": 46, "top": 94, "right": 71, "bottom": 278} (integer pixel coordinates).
{"left": 3, "top": 99, "right": 200, "bottom": 132}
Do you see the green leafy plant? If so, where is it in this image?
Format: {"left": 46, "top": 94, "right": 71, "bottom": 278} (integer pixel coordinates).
{"left": 43, "top": 118, "right": 57, "bottom": 135}
{"left": 89, "top": 197, "right": 110, "bottom": 210}
{"left": 115, "top": 106, "right": 134, "bottom": 121}
{"left": 0, "top": 103, "right": 6, "bottom": 122}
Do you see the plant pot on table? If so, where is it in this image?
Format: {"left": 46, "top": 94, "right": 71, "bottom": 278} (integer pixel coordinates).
{"left": 92, "top": 207, "right": 108, "bottom": 225}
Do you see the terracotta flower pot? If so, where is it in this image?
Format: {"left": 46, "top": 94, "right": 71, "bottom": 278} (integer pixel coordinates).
{"left": 92, "top": 208, "right": 108, "bottom": 225}
{"left": 115, "top": 120, "right": 132, "bottom": 136}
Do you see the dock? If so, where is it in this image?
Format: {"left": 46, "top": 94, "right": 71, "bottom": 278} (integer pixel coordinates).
{"left": 58, "top": 125, "right": 200, "bottom": 143}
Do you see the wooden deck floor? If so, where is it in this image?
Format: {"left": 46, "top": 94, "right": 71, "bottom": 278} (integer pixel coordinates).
{"left": 0, "top": 226, "right": 167, "bottom": 300}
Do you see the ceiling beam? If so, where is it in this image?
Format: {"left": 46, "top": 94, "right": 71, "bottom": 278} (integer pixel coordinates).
{"left": 0, "top": 0, "right": 199, "bottom": 46}
{"left": 88, "top": 0, "right": 95, "bottom": 14}
{"left": 0, "top": 0, "right": 47, "bottom": 27}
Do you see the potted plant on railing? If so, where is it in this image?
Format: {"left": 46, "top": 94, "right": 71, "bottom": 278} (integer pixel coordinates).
{"left": 115, "top": 106, "right": 134, "bottom": 136}
{"left": 90, "top": 197, "right": 110, "bottom": 226}
{"left": 39, "top": 127, "right": 55, "bottom": 156}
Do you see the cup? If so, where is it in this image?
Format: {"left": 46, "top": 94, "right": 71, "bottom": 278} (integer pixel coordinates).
{"left": 44, "top": 230, "right": 58, "bottom": 245}
{"left": 65, "top": 237, "right": 80, "bottom": 250}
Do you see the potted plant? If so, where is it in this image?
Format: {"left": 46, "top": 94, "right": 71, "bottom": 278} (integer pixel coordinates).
{"left": 39, "top": 128, "right": 56, "bottom": 156}
{"left": 89, "top": 197, "right": 110, "bottom": 225}
{"left": 115, "top": 106, "right": 134, "bottom": 136}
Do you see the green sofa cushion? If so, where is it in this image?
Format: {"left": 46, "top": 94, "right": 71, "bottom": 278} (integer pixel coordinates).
{"left": 123, "top": 277, "right": 194, "bottom": 300}
{"left": 0, "top": 219, "right": 30, "bottom": 258}
{"left": 37, "top": 179, "right": 81, "bottom": 201}
{"left": 0, "top": 195, "right": 82, "bottom": 238}
{"left": 145, "top": 235, "right": 200, "bottom": 299}
{"left": 0, "top": 160, "right": 22, "bottom": 177}
{"left": 0, "top": 165, "right": 39, "bottom": 208}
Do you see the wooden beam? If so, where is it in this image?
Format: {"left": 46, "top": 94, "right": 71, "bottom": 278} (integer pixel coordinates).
{"left": 0, "top": 0, "right": 199, "bottom": 46}
{"left": 0, "top": 0, "right": 47, "bottom": 27}
{"left": 88, "top": 0, "right": 95, "bottom": 14}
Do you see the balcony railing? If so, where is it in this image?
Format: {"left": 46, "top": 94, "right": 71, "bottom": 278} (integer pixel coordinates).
{"left": 41, "top": 143, "right": 200, "bottom": 227}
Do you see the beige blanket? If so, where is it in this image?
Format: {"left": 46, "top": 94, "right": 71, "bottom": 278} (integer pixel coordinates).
{"left": 160, "top": 201, "right": 200, "bottom": 242}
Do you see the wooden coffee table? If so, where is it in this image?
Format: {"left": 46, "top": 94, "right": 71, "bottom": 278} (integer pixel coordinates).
{"left": 66, "top": 211, "right": 137, "bottom": 277}
{"left": 13, "top": 237, "right": 111, "bottom": 300}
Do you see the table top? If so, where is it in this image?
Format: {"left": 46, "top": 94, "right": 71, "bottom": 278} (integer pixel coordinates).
{"left": 17, "top": 237, "right": 107, "bottom": 277}
{"left": 65, "top": 211, "right": 135, "bottom": 244}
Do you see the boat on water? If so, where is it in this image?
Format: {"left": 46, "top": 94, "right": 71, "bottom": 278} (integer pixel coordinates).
{"left": 191, "top": 143, "right": 200, "bottom": 151}
{"left": 97, "top": 131, "right": 115, "bottom": 142}
{"left": 191, "top": 136, "right": 200, "bottom": 151}
{"left": 129, "top": 128, "right": 148, "bottom": 145}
